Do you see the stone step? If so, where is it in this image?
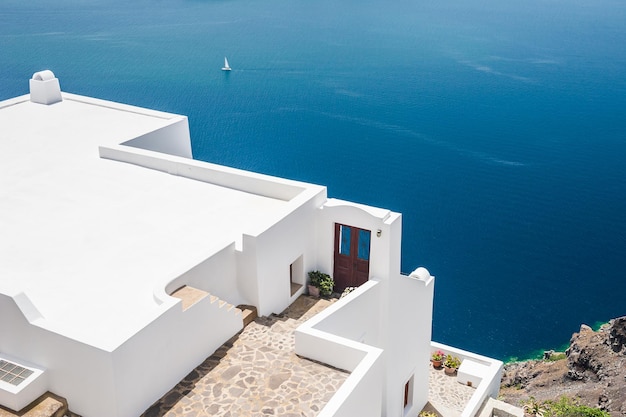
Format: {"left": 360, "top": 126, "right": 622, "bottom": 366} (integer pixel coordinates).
{"left": 170, "top": 285, "right": 208, "bottom": 311}
{"left": 209, "top": 295, "right": 235, "bottom": 311}
{"left": 0, "top": 392, "right": 71, "bottom": 417}
{"left": 236, "top": 305, "right": 258, "bottom": 327}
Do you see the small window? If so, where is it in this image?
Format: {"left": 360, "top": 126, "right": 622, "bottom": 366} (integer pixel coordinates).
{"left": 0, "top": 360, "right": 33, "bottom": 386}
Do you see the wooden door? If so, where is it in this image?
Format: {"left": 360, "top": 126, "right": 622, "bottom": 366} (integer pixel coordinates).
{"left": 333, "top": 224, "right": 371, "bottom": 292}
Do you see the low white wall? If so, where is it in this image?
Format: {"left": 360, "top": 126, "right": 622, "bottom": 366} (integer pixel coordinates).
{"left": 319, "top": 346, "right": 383, "bottom": 417}
{"left": 111, "top": 293, "right": 243, "bottom": 417}
{"left": 479, "top": 398, "right": 524, "bottom": 417}
{"left": 0, "top": 294, "right": 117, "bottom": 417}
{"left": 295, "top": 281, "right": 384, "bottom": 417}
{"left": 99, "top": 144, "right": 308, "bottom": 201}
{"left": 430, "top": 341, "right": 504, "bottom": 417}
{"left": 1, "top": 287, "right": 243, "bottom": 417}
{"left": 311, "top": 281, "right": 382, "bottom": 347}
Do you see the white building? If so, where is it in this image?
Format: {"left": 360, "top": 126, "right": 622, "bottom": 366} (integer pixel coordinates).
{"left": 0, "top": 72, "right": 511, "bottom": 417}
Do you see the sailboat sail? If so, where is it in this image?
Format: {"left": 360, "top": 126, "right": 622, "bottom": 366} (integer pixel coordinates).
{"left": 222, "top": 57, "right": 231, "bottom": 71}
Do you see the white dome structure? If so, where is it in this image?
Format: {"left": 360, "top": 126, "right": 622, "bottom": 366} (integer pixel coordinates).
{"left": 409, "top": 266, "right": 431, "bottom": 280}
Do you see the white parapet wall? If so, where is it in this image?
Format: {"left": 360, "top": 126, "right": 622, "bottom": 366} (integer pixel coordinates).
{"left": 430, "top": 341, "right": 505, "bottom": 417}
{"left": 478, "top": 398, "right": 524, "bottom": 417}
{"left": 99, "top": 144, "right": 309, "bottom": 202}
{"left": 116, "top": 287, "right": 243, "bottom": 417}
{"left": 295, "top": 281, "right": 385, "bottom": 417}
{"left": 0, "top": 285, "right": 243, "bottom": 417}
{"left": 386, "top": 270, "right": 435, "bottom": 417}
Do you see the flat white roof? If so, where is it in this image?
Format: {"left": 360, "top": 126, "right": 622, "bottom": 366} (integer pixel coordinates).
{"left": 0, "top": 93, "right": 320, "bottom": 350}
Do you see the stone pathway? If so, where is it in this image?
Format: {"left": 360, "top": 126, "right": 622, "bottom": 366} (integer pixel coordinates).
{"left": 142, "top": 296, "right": 348, "bottom": 417}
{"left": 0, "top": 392, "right": 68, "bottom": 417}
{"left": 426, "top": 365, "right": 476, "bottom": 417}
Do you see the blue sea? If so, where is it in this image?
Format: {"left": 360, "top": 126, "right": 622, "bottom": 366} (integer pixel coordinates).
{"left": 2, "top": 0, "right": 625, "bottom": 361}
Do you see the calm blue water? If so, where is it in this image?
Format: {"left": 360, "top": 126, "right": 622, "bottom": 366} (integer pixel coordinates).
{"left": 2, "top": 0, "right": 625, "bottom": 361}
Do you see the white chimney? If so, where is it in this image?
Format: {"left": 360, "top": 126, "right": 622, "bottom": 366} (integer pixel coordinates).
{"left": 29, "top": 70, "right": 63, "bottom": 105}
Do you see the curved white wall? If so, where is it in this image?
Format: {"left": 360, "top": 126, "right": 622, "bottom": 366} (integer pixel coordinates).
{"left": 164, "top": 242, "right": 243, "bottom": 306}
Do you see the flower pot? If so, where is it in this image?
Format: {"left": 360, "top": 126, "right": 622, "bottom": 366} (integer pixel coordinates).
{"left": 444, "top": 366, "right": 456, "bottom": 376}
{"left": 431, "top": 360, "right": 442, "bottom": 369}
{"left": 308, "top": 284, "right": 320, "bottom": 297}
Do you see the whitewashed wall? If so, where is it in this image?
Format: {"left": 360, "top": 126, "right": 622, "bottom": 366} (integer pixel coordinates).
{"left": 295, "top": 281, "right": 384, "bottom": 417}
{"left": 1, "top": 284, "right": 243, "bottom": 417}
{"left": 385, "top": 272, "right": 435, "bottom": 417}
{"left": 164, "top": 242, "right": 244, "bottom": 307}
{"left": 316, "top": 198, "right": 403, "bottom": 285}
{"left": 248, "top": 189, "right": 327, "bottom": 317}
{"left": 237, "top": 234, "right": 261, "bottom": 310}
{"left": 0, "top": 294, "right": 117, "bottom": 417}
{"left": 112, "top": 293, "right": 242, "bottom": 417}
{"left": 311, "top": 281, "right": 383, "bottom": 347}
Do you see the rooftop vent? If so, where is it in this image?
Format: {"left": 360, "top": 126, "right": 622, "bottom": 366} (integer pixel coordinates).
{"left": 0, "top": 360, "right": 34, "bottom": 387}
{"left": 29, "top": 70, "right": 62, "bottom": 105}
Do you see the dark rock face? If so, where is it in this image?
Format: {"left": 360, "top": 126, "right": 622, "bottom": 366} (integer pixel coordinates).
{"left": 500, "top": 316, "right": 626, "bottom": 417}
{"left": 608, "top": 316, "right": 626, "bottom": 353}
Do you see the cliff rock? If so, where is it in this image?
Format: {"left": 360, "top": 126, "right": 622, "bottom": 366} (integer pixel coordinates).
{"left": 500, "top": 316, "right": 626, "bottom": 417}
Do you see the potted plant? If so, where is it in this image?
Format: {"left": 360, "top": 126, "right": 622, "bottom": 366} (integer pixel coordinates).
{"left": 317, "top": 273, "right": 334, "bottom": 297}
{"left": 443, "top": 354, "right": 461, "bottom": 375}
{"left": 431, "top": 350, "right": 445, "bottom": 368}
{"left": 307, "top": 270, "right": 323, "bottom": 297}
{"left": 308, "top": 271, "right": 334, "bottom": 298}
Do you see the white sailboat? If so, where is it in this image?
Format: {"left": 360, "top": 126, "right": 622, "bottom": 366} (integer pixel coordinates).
{"left": 222, "top": 57, "right": 231, "bottom": 71}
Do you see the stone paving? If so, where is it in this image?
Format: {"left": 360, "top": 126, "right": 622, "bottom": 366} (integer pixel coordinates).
{"left": 141, "top": 294, "right": 477, "bottom": 417}
{"left": 426, "top": 365, "right": 476, "bottom": 417}
{"left": 142, "top": 296, "right": 348, "bottom": 417}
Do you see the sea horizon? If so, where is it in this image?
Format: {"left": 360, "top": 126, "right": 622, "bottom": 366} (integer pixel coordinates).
{"left": 1, "top": 0, "right": 625, "bottom": 361}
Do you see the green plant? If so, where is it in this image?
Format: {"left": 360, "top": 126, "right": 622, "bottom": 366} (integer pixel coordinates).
{"left": 443, "top": 354, "right": 460, "bottom": 369}
{"left": 318, "top": 276, "right": 334, "bottom": 297}
{"left": 308, "top": 270, "right": 334, "bottom": 297}
{"left": 545, "top": 352, "right": 567, "bottom": 362}
{"left": 419, "top": 411, "right": 438, "bottom": 417}
{"left": 522, "top": 396, "right": 547, "bottom": 417}
{"left": 308, "top": 270, "right": 325, "bottom": 287}
{"left": 542, "top": 396, "right": 609, "bottom": 417}
{"left": 431, "top": 350, "right": 445, "bottom": 361}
